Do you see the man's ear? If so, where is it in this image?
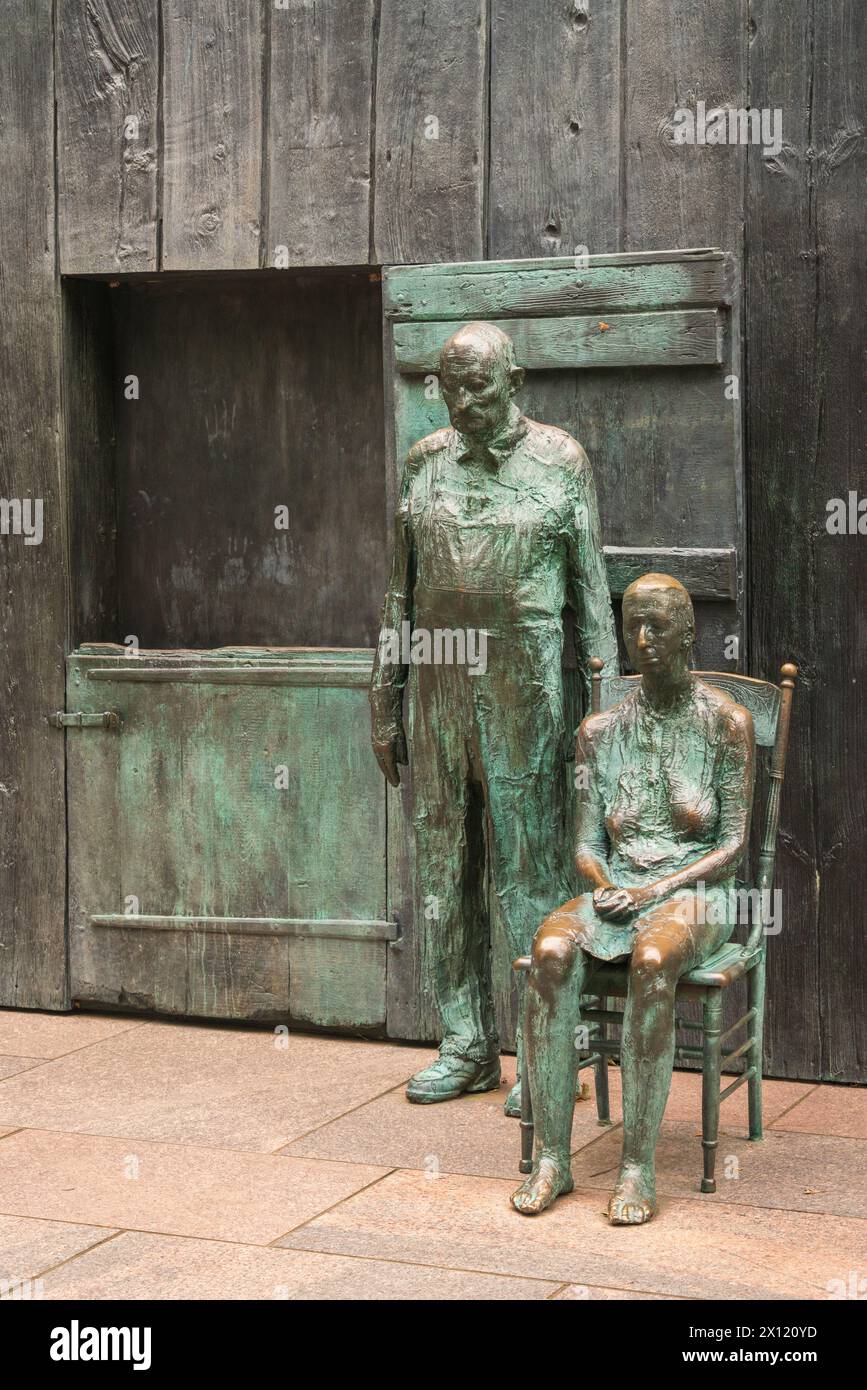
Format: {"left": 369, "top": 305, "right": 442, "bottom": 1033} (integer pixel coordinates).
{"left": 509, "top": 366, "right": 525, "bottom": 396}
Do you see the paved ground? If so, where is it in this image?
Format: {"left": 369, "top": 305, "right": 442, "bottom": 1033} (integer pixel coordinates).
{"left": 0, "top": 1009, "right": 863, "bottom": 1300}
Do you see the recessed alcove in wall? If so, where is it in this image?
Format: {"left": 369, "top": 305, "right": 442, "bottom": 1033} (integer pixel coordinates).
{"left": 63, "top": 267, "right": 387, "bottom": 651}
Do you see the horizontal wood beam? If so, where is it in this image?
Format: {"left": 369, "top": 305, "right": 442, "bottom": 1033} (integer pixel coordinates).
{"left": 390, "top": 249, "right": 724, "bottom": 275}
{"left": 385, "top": 259, "right": 732, "bottom": 321}
{"left": 393, "top": 311, "right": 723, "bottom": 372}
{"left": 85, "top": 663, "right": 373, "bottom": 688}
{"left": 603, "top": 546, "right": 737, "bottom": 599}
{"left": 90, "top": 915, "right": 398, "bottom": 942}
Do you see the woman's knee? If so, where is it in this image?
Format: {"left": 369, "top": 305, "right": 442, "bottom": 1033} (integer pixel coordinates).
{"left": 629, "top": 937, "right": 682, "bottom": 994}
{"left": 531, "top": 916, "right": 577, "bottom": 986}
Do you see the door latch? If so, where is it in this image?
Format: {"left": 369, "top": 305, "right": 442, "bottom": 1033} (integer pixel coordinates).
{"left": 50, "top": 710, "right": 122, "bottom": 731}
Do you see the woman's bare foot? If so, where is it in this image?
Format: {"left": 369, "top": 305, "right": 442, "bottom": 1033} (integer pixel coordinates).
{"left": 607, "top": 1163, "right": 657, "bottom": 1225}
{"left": 511, "top": 1156, "right": 574, "bottom": 1215}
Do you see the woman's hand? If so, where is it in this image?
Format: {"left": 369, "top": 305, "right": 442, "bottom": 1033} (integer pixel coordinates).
{"left": 593, "top": 884, "right": 655, "bottom": 922}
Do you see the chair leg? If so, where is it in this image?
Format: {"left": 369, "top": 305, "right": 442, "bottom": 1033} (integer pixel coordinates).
{"left": 592, "top": 996, "right": 611, "bottom": 1126}
{"left": 747, "top": 954, "right": 766, "bottom": 1141}
{"left": 701, "top": 990, "right": 724, "bottom": 1193}
{"left": 519, "top": 1030, "right": 533, "bottom": 1174}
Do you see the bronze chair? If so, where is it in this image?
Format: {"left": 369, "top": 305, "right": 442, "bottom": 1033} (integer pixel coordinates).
{"left": 513, "top": 659, "right": 797, "bottom": 1194}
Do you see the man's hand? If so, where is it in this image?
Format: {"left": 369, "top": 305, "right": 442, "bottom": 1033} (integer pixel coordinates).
{"left": 372, "top": 728, "right": 409, "bottom": 787}
{"left": 593, "top": 884, "right": 652, "bottom": 923}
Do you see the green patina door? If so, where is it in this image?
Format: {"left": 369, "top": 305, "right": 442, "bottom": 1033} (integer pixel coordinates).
{"left": 64, "top": 250, "right": 742, "bottom": 1041}
{"left": 66, "top": 647, "right": 391, "bottom": 1028}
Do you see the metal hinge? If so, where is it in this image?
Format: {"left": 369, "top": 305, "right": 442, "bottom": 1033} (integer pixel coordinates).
{"left": 50, "top": 710, "right": 122, "bottom": 731}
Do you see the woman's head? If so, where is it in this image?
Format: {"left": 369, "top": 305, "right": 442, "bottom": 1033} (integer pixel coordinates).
{"left": 621, "top": 573, "right": 695, "bottom": 677}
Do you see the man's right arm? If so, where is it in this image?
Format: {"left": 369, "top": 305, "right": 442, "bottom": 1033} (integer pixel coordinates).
{"left": 369, "top": 451, "right": 418, "bottom": 784}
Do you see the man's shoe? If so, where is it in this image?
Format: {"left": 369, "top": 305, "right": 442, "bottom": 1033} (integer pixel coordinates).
{"left": 406, "top": 1054, "right": 501, "bottom": 1104}
{"left": 504, "top": 1080, "right": 522, "bottom": 1118}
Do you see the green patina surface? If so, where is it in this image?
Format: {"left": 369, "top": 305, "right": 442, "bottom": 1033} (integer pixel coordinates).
{"left": 66, "top": 647, "right": 387, "bottom": 1028}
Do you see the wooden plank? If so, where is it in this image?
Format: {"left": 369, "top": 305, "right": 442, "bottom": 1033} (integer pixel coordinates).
{"left": 372, "top": 0, "right": 487, "bottom": 264}
{"left": 162, "top": 0, "right": 264, "bottom": 269}
{"left": 185, "top": 930, "right": 289, "bottom": 1021}
{"left": 524, "top": 368, "right": 739, "bottom": 545}
{"left": 748, "top": 0, "right": 865, "bottom": 1082}
{"left": 56, "top": 0, "right": 159, "bottom": 273}
{"left": 397, "top": 249, "right": 723, "bottom": 274}
{"left": 78, "top": 644, "right": 374, "bottom": 663}
{"left": 0, "top": 3, "right": 68, "bottom": 1011}
{"left": 624, "top": 0, "right": 747, "bottom": 253}
{"left": 61, "top": 281, "right": 119, "bottom": 647}
{"left": 289, "top": 937, "right": 386, "bottom": 1029}
{"left": 393, "top": 311, "right": 723, "bottom": 372}
{"left": 266, "top": 0, "right": 375, "bottom": 266}
{"left": 384, "top": 259, "right": 732, "bottom": 321}
{"left": 811, "top": 0, "right": 867, "bottom": 1086}
{"left": 603, "top": 547, "right": 736, "bottom": 599}
{"left": 746, "top": 0, "right": 820, "bottom": 1082}
{"left": 489, "top": 0, "right": 621, "bottom": 257}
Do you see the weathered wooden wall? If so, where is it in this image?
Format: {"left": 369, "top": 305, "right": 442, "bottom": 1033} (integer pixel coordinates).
{"left": 0, "top": 2, "right": 68, "bottom": 1010}
{"left": 1, "top": 2, "right": 862, "bottom": 1079}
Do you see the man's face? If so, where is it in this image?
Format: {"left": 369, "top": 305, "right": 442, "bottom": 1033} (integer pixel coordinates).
{"left": 622, "top": 589, "right": 689, "bottom": 674}
{"left": 440, "top": 345, "right": 511, "bottom": 438}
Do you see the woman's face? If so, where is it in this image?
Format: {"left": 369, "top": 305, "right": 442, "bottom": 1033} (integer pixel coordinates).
{"left": 622, "top": 591, "right": 690, "bottom": 675}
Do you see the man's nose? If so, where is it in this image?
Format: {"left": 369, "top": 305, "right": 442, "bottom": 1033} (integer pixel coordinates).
{"left": 637, "top": 625, "right": 651, "bottom": 648}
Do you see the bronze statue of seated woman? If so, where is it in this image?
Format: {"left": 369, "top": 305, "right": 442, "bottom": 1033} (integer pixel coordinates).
{"left": 511, "top": 572, "right": 755, "bottom": 1225}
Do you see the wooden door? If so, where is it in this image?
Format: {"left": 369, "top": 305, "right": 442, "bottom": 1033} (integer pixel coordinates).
{"left": 66, "top": 646, "right": 392, "bottom": 1029}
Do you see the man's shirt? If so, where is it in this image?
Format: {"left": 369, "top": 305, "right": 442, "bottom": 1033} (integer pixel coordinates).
{"left": 370, "top": 404, "right": 618, "bottom": 743}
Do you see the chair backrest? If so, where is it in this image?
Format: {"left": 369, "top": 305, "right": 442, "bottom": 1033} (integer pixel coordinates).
{"left": 586, "top": 659, "right": 797, "bottom": 948}
{"left": 594, "top": 671, "right": 782, "bottom": 745}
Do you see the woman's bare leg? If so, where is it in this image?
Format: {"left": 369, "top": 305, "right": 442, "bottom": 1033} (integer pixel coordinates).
{"left": 610, "top": 910, "right": 716, "bottom": 1224}
{"left": 511, "top": 907, "right": 591, "bottom": 1215}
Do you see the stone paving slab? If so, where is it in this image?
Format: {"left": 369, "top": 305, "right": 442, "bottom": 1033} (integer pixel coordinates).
{"left": 568, "top": 1121, "right": 867, "bottom": 1219}
{"left": 0, "top": 1128, "right": 389, "bottom": 1245}
{"left": 40, "top": 1229, "right": 560, "bottom": 1301}
{"left": 769, "top": 1083, "right": 867, "bottom": 1139}
{"left": 552, "top": 1284, "right": 672, "bottom": 1299}
{"left": 282, "top": 1081, "right": 612, "bottom": 1180}
{"left": 0, "top": 1213, "right": 118, "bottom": 1288}
{"left": 0, "top": 1018, "right": 435, "bottom": 1151}
{"left": 0, "top": 1010, "right": 142, "bottom": 1058}
{"left": 278, "top": 1167, "right": 864, "bottom": 1300}
{"left": 0, "top": 1057, "right": 44, "bottom": 1081}
{"left": 581, "top": 1064, "right": 816, "bottom": 1132}
{"left": 282, "top": 1063, "right": 817, "bottom": 1180}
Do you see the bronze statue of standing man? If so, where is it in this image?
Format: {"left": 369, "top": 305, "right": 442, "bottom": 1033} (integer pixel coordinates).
{"left": 370, "top": 322, "right": 618, "bottom": 1113}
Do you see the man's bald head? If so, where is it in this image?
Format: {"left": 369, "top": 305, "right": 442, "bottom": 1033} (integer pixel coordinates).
{"left": 438, "top": 322, "right": 525, "bottom": 438}
{"left": 439, "top": 322, "right": 519, "bottom": 379}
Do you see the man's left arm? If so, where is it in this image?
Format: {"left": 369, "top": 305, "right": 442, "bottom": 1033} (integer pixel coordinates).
{"left": 563, "top": 442, "right": 620, "bottom": 693}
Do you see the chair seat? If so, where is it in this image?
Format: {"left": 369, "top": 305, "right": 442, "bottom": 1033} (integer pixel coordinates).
{"left": 587, "top": 941, "right": 761, "bottom": 995}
